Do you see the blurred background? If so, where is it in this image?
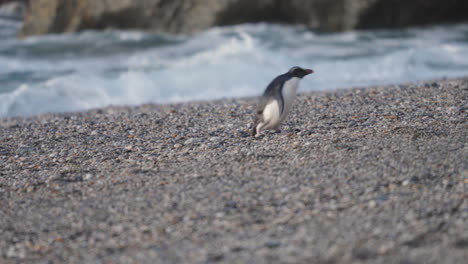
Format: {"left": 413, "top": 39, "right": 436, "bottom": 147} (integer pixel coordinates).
{"left": 1, "top": 0, "right": 468, "bottom": 117}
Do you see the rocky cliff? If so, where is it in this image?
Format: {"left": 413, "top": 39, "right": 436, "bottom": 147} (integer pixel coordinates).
{"left": 20, "top": 0, "right": 468, "bottom": 37}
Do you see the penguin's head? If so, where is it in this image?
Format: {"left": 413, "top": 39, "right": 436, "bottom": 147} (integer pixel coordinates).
{"left": 288, "top": 66, "right": 314, "bottom": 78}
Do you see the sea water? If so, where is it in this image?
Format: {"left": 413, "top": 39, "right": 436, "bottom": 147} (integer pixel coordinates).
{"left": 1, "top": 18, "right": 468, "bottom": 117}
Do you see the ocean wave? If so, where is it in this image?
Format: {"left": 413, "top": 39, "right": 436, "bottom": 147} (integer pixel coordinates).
{"left": 1, "top": 22, "right": 468, "bottom": 117}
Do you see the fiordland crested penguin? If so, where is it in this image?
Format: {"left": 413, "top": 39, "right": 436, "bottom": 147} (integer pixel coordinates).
{"left": 252, "top": 66, "right": 313, "bottom": 137}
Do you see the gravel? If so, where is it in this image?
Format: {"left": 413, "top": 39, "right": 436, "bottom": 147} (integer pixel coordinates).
{"left": 0, "top": 78, "right": 467, "bottom": 264}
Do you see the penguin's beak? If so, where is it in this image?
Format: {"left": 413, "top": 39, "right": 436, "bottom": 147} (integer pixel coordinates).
{"left": 305, "top": 69, "right": 314, "bottom": 74}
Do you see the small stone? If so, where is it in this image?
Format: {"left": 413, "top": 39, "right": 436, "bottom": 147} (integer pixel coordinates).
{"left": 215, "top": 212, "right": 225, "bottom": 218}
{"left": 210, "top": 137, "right": 222, "bottom": 144}
{"left": 90, "top": 130, "right": 98, "bottom": 136}
{"left": 47, "top": 174, "right": 60, "bottom": 183}
{"left": 124, "top": 145, "right": 133, "bottom": 152}
{"left": 368, "top": 200, "right": 377, "bottom": 208}
{"left": 6, "top": 245, "right": 26, "bottom": 259}
{"left": 112, "top": 225, "right": 124, "bottom": 233}
{"left": 184, "top": 138, "right": 198, "bottom": 145}
{"left": 84, "top": 173, "right": 93, "bottom": 180}
{"left": 353, "top": 247, "right": 376, "bottom": 260}
{"left": 402, "top": 180, "right": 410, "bottom": 186}
{"left": 207, "top": 253, "right": 224, "bottom": 262}
{"left": 174, "top": 143, "right": 183, "bottom": 149}
{"left": 237, "top": 130, "right": 250, "bottom": 138}
{"left": 231, "top": 246, "right": 245, "bottom": 252}
{"left": 265, "top": 241, "right": 281, "bottom": 248}
{"left": 378, "top": 242, "right": 395, "bottom": 254}
{"left": 410, "top": 176, "right": 420, "bottom": 183}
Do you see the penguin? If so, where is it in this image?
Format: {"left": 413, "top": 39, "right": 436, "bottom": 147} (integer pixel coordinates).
{"left": 251, "top": 66, "right": 313, "bottom": 137}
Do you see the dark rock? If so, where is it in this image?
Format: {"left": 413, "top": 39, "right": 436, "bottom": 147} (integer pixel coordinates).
{"left": 352, "top": 247, "right": 377, "bottom": 260}
{"left": 454, "top": 238, "right": 468, "bottom": 249}
{"left": 237, "top": 130, "right": 250, "bottom": 138}
{"left": 357, "top": 0, "right": 468, "bottom": 30}
{"left": 206, "top": 253, "right": 224, "bottom": 262}
{"left": 409, "top": 176, "right": 421, "bottom": 183}
{"left": 20, "top": 0, "right": 468, "bottom": 37}
{"left": 264, "top": 241, "right": 281, "bottom": 248}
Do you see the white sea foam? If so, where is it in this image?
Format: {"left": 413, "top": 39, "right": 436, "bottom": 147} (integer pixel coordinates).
{"left": 1, "top": 22, "right": 468, "bottom": 117}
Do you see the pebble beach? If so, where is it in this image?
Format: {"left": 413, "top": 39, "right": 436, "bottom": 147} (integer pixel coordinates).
{"left": 1, "top": 79, "right": 467, "bottom": 263}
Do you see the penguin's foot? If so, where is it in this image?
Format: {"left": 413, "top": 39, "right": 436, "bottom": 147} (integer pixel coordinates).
{"left": 252, "top": 123, "right": 264, "bottom": 137}
{"left": 255, "top": 128, "right": 267, "bottom": 137}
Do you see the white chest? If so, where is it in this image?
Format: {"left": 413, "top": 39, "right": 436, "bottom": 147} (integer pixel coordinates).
{"left": 280, "top": 77, "right": 300, "bottom": 119}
